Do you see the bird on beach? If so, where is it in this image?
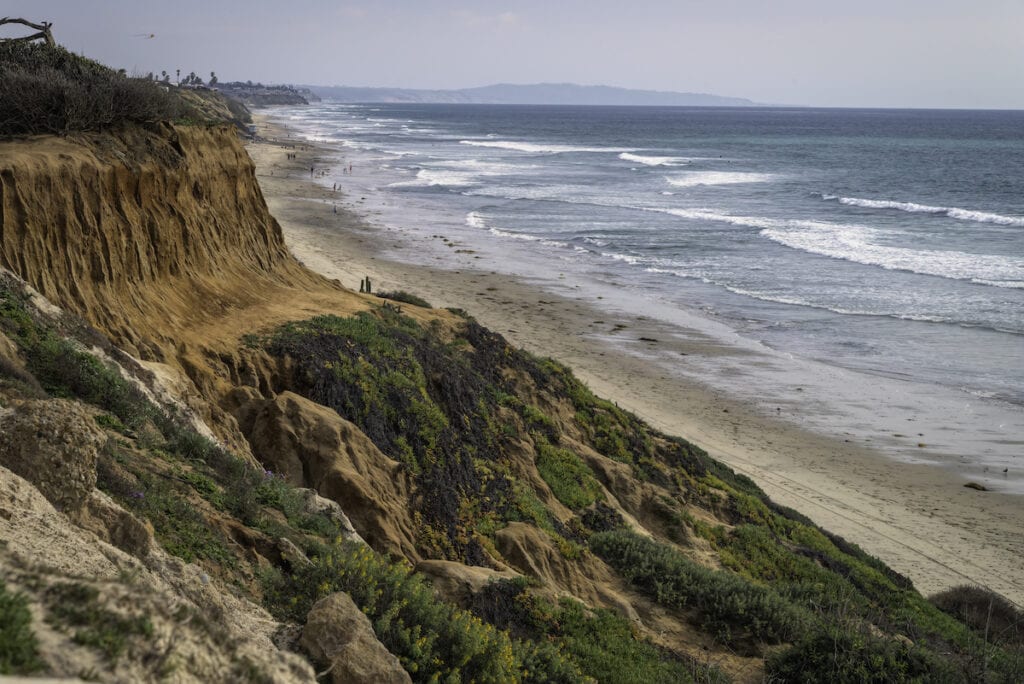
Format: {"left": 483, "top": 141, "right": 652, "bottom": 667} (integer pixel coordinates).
{"left": 132, "top": 33, "right": 156, "bottom": 39}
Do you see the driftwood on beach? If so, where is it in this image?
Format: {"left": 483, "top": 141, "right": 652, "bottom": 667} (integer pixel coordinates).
{"left": 0, "top": 17, "right": 55, "bottom": 46}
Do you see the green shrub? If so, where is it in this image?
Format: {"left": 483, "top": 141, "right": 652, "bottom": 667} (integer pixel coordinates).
{"left": 930, "top": 585, "right": 1024, "bottom": 647}
{"left": 263, "top": 312, "right": 516, "bottom": 562}
{"left": 377, "top": 290, "right": 432, "bottom": 308}
{"left": 94, "top": 413, "right": 127, "bottom": 433}
{"left": 0, "top": 42, "right": 187, "bottom": 135}
{"left": 591, "top": 529, "right": 807, "bottom": 645}
{"left": 122, "top": 477, "right": 234, "bottom": 566}
{"left": 470, "top": 578, "right": 723, "bottom": 684}
{"left": 535, "top": 442, "right": 603, "bottom": 510}
{"left": 767, "top": 624, "right": 958, "bottom": 683}
{"left": 45, "top": 583, "right": 153, "bottom": 661}
{"left": 261, "top": 541, "right": 584, "bottom": 682}
{"left": 0, "top": 285, "right": 157, "bottom": 430}
{"left": 0, "top": 581, "right": 42, "bottom": 675}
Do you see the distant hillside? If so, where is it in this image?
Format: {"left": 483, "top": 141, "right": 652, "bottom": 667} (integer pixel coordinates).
{"left": 307, "top": 82, "right": 759, "bottom": 107}
{"left": 217, "top": 81, "right": 315, "bottom": 106}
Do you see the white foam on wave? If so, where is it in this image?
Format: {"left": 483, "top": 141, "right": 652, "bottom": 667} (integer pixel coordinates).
{"left": 460, "top": 140, "right": 633, "bottom": 154}
{"left": 761, "top": 222, "right": 1024, "bottom": 286}
{"left": 339, "top": 140, "right": 377, "bottom": 150}
{"left": 391, "top": 160, "right": 534, "bottom": 189}
{"left": 666, "top": 172, "right": 776, "bottom": 188}
{"left": 602, "top": 251, "right": 645, "bottom": 265}
{"left": 972, "top": 279, "right": 1024, "bottom": 289}
{"left": 466, "top": 211, "right": 572, "bottom": 249}
{"left": 714, "top": 284, "right": 964, "bottom": 323}
{"left": 434, "top": 159, "right": 538, "bottom": 173}
{"left": 822, "top": 194, "right": 1024, "bottom": 227}
{"left": 619, "top": 152, "right": 690, "bottom": 167}
{"left": 388, "top": 168, "right": 479, "bottom": 188}
{"left": 648, "top": 207, "right": 1024, "bottom": 286}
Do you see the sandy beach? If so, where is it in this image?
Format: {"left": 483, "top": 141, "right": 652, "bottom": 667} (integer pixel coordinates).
{"left": 247, "top": 116, "right": 1024, "bottom": 607}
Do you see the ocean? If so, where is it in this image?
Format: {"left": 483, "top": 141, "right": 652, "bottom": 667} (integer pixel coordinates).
{"left": 267, "top": 103, "right": 1024, "bottom": 490}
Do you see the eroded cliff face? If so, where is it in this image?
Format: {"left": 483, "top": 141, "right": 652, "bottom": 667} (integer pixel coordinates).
{"left": 0, "top": 123, "right": 370, "bottom": 455}
{"left": 0, "top": 122, "right": 323, "bottom": 359}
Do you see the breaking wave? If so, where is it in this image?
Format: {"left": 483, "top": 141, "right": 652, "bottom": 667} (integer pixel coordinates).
{"left": 460, "top": 140, "right": 632, "bottom": 154}
{"left": 666, "top": 172, "right": 776, "bottom": 188}
{"left": 821, "top": 194, "right": 1024, "bottom": 227}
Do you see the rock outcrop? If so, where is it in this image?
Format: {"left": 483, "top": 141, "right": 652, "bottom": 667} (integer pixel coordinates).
{"left": 0, "top": 398, "right": 105, "bottom": 513}
{"left": 0, "top": 464, "right": 316, "bottom": 683}
{"left": 300, "top": 592, "right": 411, "bottom": 684}
{"left": 0, "top": 124, "right": 320, "bottom": 358}
{"left": 235, "top": 391, "right": 418, "bottom": 559}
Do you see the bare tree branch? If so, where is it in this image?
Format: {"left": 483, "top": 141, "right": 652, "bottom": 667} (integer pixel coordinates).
{"left": 0, "top": 17, "right": 55, "bottom": 46}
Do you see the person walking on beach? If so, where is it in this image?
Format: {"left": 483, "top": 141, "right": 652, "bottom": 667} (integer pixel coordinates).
{"left": 310, "top": 166, "right": 314, "bottom": 178}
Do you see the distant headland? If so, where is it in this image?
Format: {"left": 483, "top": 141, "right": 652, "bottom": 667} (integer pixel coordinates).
{"left": 306, "top": 82, "right": 761, "bottom": 106}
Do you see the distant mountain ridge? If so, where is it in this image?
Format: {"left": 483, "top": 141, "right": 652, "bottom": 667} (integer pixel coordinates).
{"left": 306, "top": 82, "right": 760, "bottom": 107}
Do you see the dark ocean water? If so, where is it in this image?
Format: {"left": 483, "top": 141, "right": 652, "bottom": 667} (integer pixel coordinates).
{"left": 268, "top": 103, "right": 1024, "bottom": 486}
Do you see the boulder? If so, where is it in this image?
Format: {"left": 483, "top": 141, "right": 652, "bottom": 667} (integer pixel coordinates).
{"left": 298, "top": 488, "right": 365, "bottom": 544}
{"left": 74, "top": 489, "right": 154, "bottom": 557}
{"left": 300, "top": 592, "right": 411, "bottom": 684}
{"left": 0, "top": 398, "right": 105, "bottom": 513}
{"left": 415, "top": 559, "right": 520, "bottom": 606}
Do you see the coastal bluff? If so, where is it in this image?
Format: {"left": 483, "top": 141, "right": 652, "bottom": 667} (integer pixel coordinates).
{"left": 0, "top": 116, "right": 1021, "bottom": 682}
{"left": 0, "top": 122, "right": 320, "bottom": 357}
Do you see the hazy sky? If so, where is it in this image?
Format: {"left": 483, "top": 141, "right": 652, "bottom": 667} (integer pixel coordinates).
{"left": 6, "top": 1, "right": 1024, "bottom": 108}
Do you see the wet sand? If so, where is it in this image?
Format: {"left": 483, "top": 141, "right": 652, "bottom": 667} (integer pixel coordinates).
{"left": 247, "top": 117, "right": 1024, "bottom": 606}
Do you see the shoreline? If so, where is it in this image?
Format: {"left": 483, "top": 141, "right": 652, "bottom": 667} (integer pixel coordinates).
{"left": 247, "top": 114, "right": 1024, "bottom": 606}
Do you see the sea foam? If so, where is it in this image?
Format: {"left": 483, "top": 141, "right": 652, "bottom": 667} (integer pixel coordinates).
{"left": 460, "top": 140, "right": 632, "bottom": 154}
{"left": 388, "top": 168, "right": 479, "bottom": 188}
{"left": 650, "top": 207, "right": 1024, "bottom": 286}
{"left": 619, "top": 152, "right": 690, "bottom": 166}
{"left": 666, "top": 172, "right": 775, "bottom": 188}
{"left": 466, "top": 212, "right": 573, "bottom": 249}
{"left": 760, "top": 221, "right": 1024, "bottom": 286}
{"left": 822, "top": 194, "right": 1024, "bottom": 227}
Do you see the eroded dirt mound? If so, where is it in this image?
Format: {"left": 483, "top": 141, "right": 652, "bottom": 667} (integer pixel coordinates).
{"left": 235, "top": 390, "right": 418, "bottom": 559}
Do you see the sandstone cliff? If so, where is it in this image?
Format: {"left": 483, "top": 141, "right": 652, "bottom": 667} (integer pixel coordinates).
{"left": 0, "top": 123, "right": 322, "bottom": 355}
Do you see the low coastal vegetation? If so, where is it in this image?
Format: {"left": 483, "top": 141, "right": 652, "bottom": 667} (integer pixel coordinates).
{"left": 0, "top": 581, "right": 42, "bottom": 675}
{"left": 0, "top": 41, "right": 249, "bottom": 136}
{"left": 0, "top": 42, "right": 184, "bottom": 135}
{"left": 3, "top": 252, "right": 1024, "bottom": 680}
{"left": 377, "top": 289, "right": 434, "bottom": 309}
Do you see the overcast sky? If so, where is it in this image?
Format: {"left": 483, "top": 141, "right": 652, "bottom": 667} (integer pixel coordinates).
{"left": 6, "top": 1, "right": 1023, "bottom": 108}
